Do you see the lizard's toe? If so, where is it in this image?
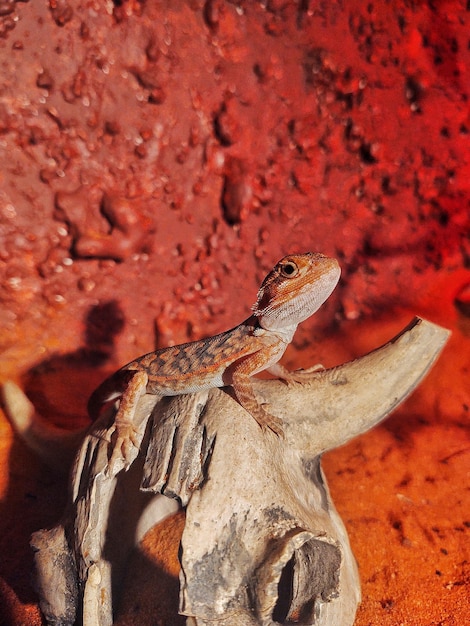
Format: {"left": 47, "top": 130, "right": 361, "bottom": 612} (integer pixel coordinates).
{"left": 255, "top": 409, "right": 284, "bottom": 438}
{"left": 106, "top": 422, "right": 140, "bottom": 475}
{"left": 267, "top": 417, "right": 285, "bottom": 438}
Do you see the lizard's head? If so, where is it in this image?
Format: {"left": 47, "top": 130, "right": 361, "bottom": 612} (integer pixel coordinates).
{"left": 253, "top": 252, "right": 340, "bottom": 331}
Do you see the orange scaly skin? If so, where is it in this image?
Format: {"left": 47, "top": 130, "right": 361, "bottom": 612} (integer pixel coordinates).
{"left": 88, "top": 253, "right": 341, "bottom": 470}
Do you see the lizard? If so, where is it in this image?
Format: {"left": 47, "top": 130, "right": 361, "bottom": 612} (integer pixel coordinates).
{"left": 88, "top": 252, "right": 341, "bottom": 471}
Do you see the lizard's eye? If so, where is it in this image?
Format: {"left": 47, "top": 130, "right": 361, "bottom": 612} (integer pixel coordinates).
{"left": 279, "top": 261, "right": 299, "bottom": 278}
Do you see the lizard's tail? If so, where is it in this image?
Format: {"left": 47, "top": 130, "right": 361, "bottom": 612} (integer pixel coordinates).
{"left": 87, "top": 369, "right": 136, "bottom": 421}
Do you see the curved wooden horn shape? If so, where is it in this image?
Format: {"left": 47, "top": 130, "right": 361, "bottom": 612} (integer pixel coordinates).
{"left": 2, "top": 317, "right": 450, "bottom": 626}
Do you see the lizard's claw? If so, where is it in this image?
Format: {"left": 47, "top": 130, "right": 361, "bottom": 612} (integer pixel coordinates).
{"left": 100, "top": 369, "right": 149, "bottom": 475}
{"left": 298, "top": 363, "right": 324, "bottom": 374}
{"left": 268, "top": 419, "right": 285, "bottom": 438}
{"left": 107, "top": 420, "right": 141, "bottom": 475}
{"left": 281, "top": 364, "right": 325, "bottom": 386}
{"left": 256, "top": 409, "right": 285, "bottom": 438}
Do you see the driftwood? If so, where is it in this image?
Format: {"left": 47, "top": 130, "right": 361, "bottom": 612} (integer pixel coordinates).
{"left": 2, "top": 317, "right": 450, "bottom": 626}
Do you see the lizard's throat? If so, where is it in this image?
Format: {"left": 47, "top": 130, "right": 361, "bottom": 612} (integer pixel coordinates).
{"left": 255, "top": 287, "right": 322, "bottom": 331}
{"left": 256, "top": 319, "right": 298, "bottom": 343}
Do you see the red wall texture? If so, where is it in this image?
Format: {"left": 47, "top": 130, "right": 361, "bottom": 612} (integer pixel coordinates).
{"left": 0, "top": 2, "right": 469, "bottom": 624}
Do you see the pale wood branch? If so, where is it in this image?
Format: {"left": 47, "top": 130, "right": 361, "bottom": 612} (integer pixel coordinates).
{"left": 2, "top": 318, "right": 450, "bottom": 625}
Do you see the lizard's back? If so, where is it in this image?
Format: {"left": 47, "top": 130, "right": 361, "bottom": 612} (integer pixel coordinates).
{"left": 88, "top": 317, "right": 268, "bottom": 419}
{"left": 127, "top": 319, "right": 264, "bottom": 393}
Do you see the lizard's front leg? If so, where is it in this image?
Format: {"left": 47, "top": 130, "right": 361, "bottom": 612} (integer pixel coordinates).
{"left": 108, "top": 370, "right": 149, "bottom": 473}
{"left": 230, "top": 354, "right": 284, "bottom": 436}
{"left": 267, "top": 362, "right": 324, "bottom": 383}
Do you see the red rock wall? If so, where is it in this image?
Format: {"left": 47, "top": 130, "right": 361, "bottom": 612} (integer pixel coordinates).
{"left": 0, "top": 1, "right": 469, "bottom": 625}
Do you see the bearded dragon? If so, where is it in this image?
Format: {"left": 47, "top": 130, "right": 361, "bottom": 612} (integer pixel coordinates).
{"left": 88, "top": 252, "right": 341, "bottom": 470}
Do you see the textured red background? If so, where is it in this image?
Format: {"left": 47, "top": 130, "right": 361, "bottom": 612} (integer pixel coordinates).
{"left": 0, "top": 1, "right": 469, "bottom": 624}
